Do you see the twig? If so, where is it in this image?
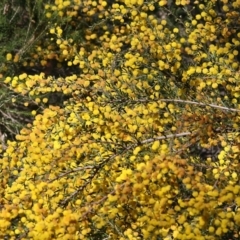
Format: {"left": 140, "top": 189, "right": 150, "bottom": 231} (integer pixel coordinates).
{"left": 80, "top": 183, "right": 125, "bottom": 221}
{"left": 108, "top": 98, "right": 240, "bottom": 112}
{"left": 159, "top": 99, "right": 240, "bottom": 112}
{"left": 9, "top": 6, "right": 20, "bottom": 23}
{"left": 0, "top": 109, "right": 19, "bottom": 124}
{"left": 60, "top": 147, "right": 134, "bottom": 206}
{"left": 17, "top": 35, "right": 35, "bottom": 56}
{"left": 48, "top": 166, "right": 95, "bottom": 183}
{"left": 140, "top": 131, "right": 194, "bottom": 144}
{"left": 60, "top": 177, "right": 93, "bottom": 207}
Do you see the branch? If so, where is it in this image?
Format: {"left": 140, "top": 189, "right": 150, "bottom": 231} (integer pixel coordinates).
{"left": 80, "top": 183, "right": 125, "bottom": 221}
{"left": 140, "top": 132, "right": 194, "bottom": 144}
{"left": 48, "top": 165, "right": 95, "bottom": 183}
{"left": 107, "top": 97, "right": 240, "bottom": 112}
{"left": 159, "top": 99, "right": 240, "bottom": 112}
{"left": 60, "top": 146, "right": 134, "bottom": 206}
{"left": 59, "top": 131, "right": 197, "bottom": 206}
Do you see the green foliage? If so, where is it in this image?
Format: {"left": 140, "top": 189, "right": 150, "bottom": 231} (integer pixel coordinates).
{"left": 0, "top": 0, "right": 240, "bottom": 239}
{"left": 0, "top": 0, "right": 75, "bottom": 138}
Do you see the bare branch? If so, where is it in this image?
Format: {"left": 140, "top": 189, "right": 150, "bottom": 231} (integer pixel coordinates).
{"left": 107, "top": 97, "right": 240, "bottom": 112}
{"left": 140, "top": 132, "right": 194, "bottom": 144}
{"left": 159, "top": 99, "right": 240, "bottom": 112}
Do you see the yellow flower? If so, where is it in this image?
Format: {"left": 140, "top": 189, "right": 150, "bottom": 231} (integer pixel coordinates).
{"left": 159, "top": 0, "right": 167, "bottom": 6}
{"left": 6, "top": 53, "right": 12, "bottom": 61}
{"left": 232, "top": 146, "right": 239, "bottom": 153}
{"left": 31, "top": 110, "right": 37, "bottom": 116}
{"left": 43, "top": 98, "right": 48, "bottom": 103}
{"left": 108, "top": 194, "right": 118, "bottom": 202}
{"left": 173, "top": 28, "right": 179, "bottom": 33}
{"left": 63, "top": 0, "right": 71, "bottom": 7}
{"left": 4, "top": 76, "right": 11, "bottom": 83}
{"left": 46, "top": 12, "right": 52, "bottom": 18}
{"left": 133, "top": 146, "right": 141, "bottom": 155}
{"left": 62, "top": 49, "right": 68, "bottom": 55}
{"left": 116, "top": 169, "right": 132, "bottom": 182}
{"left": 101, "top": 1, "right": 107, "bottom": 7}
{"left": 232, "top": 172, "right": 238, "bottom": 179}
{"left": 57, "top": 27, "right": 63, "bottom": 36}
{"left": 19, "top": 73, "right": 27, "bottom": 80}
{"left": 49, "top": 28, "right": 55, "bottom": 34}
{"left": 152, "top": 140, "right": 160, "bottom": 151}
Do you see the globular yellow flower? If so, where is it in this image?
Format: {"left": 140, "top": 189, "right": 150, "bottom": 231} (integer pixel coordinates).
{"left": 116, "top": 169, "right": 132, "bottom": 182}
{"left": 31, "top": 110, "right": 37, "bottom": 116}
{"left": 53, "top": 141, "right": 61, "bottom": 150}
{"left": 19, "top": 73, "right": 27, "bottom": 80}
{"left": 4, "top": 76, "right": 11, "bottom": 83}
{"left": 46, "top": 12, "right": 52, "bottom": 18}
{"left": 152, "top": 140, "right": 160, "bottom": 151}
{"left": 49, "top": 28, "right": 55, "bottom": 34}
{"left": 161, "top": 19, "right": 167, "bottom": 25}
{"left": 159, "top": 0, "right": 167, "bottom": 7}
{"left": 192, "top": 19, "right": 197, "bottom": 25}
{"left": 232, "top": 62, "right": 239, "bottom": 69}
{"left": 232, "top": 146, "right": 239, "bottom": 153}
{"left": 114, "top": 69, "right": 121, "bottom": 76}
{"left": 187, "top": 67, "right": 195, "bottom": 75}
{"left": 73, "top": 59, "right": 79, "bottom": 65}
{"left": 161, "top": 143, "right": 168, "bottom": 152}
{"left": 35, "top": 98, "right": 41, "bottom": 103}
{"left": 173, "top": 28, "right": 179, "bottom": 33}
{"left": 56, "top": 39, "right": 61, "bottom": 45}
{"left": 58, "top": 11, "right": 64, "bottom": 17}
{"left": 63, "top": 0, "right": 71, "bottom": 7}
{"left": 83, "top": 80, "right": 90, "bottom": 87}
{"left": 131, "top": 10, "right": 138, "bottom": 16}
{"left": 231, "top": 172, "right": 238, "bottom": 179}
{"left": 101, "top": 1, "right": 107, "bottom": 7}
{"left": 6, "top": 53, "right": 12, "bottom": 61}
{"left": 202, "top": 68, "right": 208, "bottom": 74}
{"left": 149, "top": 35, "right": 155, "bottom": 41}
{"left": 57, "top": 27, "right": 63, "bottom": 36}
{"left": 62, "top": 49, "right": 68, "bottom": 55}
{"left": 133, "top": 146, "right": 141, "bottom": 155}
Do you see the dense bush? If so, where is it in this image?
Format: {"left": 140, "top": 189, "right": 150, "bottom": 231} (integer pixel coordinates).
{"left": 0, "top": 0, "right": 240, "bottom": 239}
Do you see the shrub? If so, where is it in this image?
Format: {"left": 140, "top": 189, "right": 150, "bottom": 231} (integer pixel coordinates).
{"left": 0, "top": 0, "right": 240, "bottom": 239}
